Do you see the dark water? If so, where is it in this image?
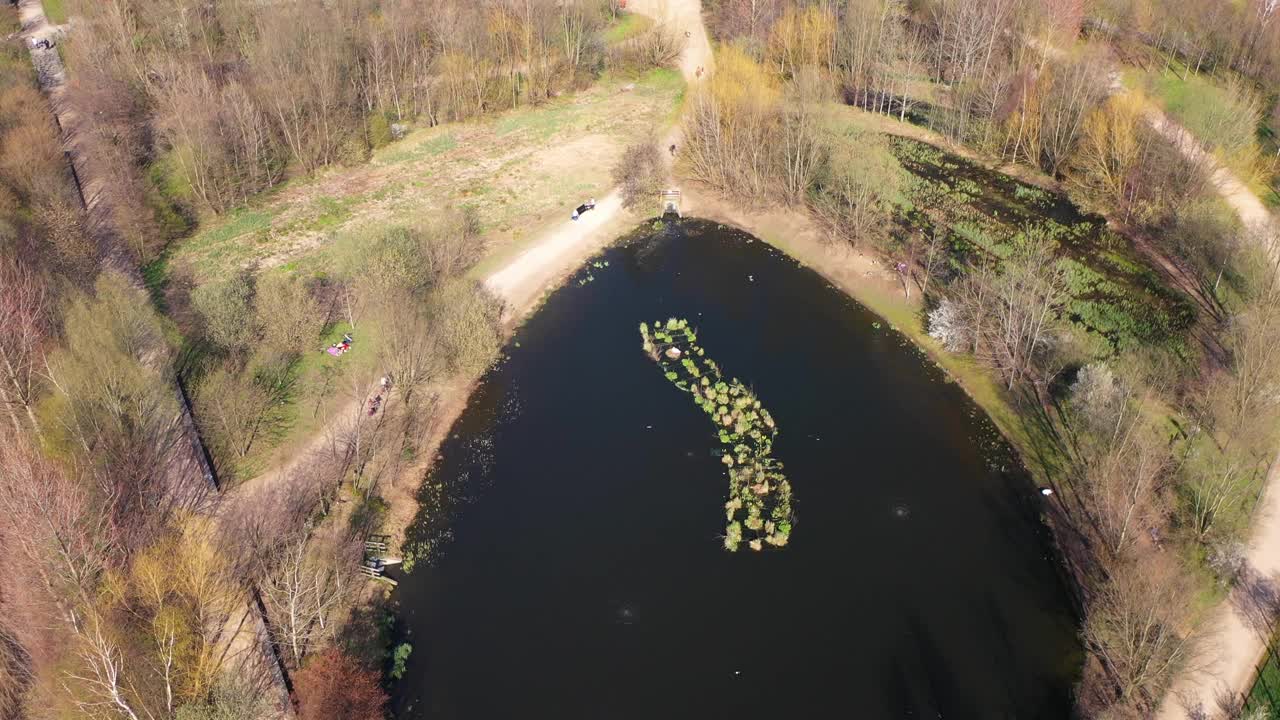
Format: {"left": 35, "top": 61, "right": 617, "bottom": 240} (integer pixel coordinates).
{"left": 393, "top": 220, "right": 1081, "bottom": 719}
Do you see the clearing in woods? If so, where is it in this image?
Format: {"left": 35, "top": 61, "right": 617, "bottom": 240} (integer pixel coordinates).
{"left": 164, "top": 67, "right": 684, "bottom": 288}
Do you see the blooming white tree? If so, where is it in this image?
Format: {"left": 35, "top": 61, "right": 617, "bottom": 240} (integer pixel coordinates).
{"left": 927, "top": 299, "right": 968, "bottom": 352}
{"left": 1070, "top": 363, "right": 1128, "bottom": 436}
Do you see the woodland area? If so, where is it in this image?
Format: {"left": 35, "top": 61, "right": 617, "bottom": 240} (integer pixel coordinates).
{"left": 687, "top": 0, "right": 1280, "bottom": 718}
{"left": 5, "top": 0, "right": 1280, "bottom": 717}
{"left": 56, "top": 0, "right": 643, "bottom": 260}
{"left": 0, "top": 0, "right": 648, "bottom": 718}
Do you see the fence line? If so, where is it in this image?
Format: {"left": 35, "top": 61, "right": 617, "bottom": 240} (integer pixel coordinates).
{"left": 20, "top": 1, "right": 292, "bottom": 713}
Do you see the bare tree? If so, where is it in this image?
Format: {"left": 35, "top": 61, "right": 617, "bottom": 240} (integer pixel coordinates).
{"left": 191, "top": 273, "right": 258, "bottom": 353}
{"left": 1213, "top": 248, "right": 1280, "bottom": 447}
{"left": 196, "top": 362, "right": 280, "bottom": 466}
{"left": 377, "top": 302, "right": 439, "bottom": 405}
{"left": 0, "top": 93, "right": 69, "bottom": 207}
{"left": 294, "top": 647, "right": 387, "bottom": 720}
{"left": 612, "top": 138, "right": 665, "bottom": 211}
{"left": 427, "top": 280, "right": 503, "bottom": 376}
{"left": 1084, "top": 558, "right": 1204, "bottom": 711}
{"left": 896, "top": 28, "right": 929, "bottom": 123}
{"left": 559, "top": 0, "right": 601, "bottom": 74}
{"left": 254, "top": 274, "right": 326, "bottom": 357}
{"left": 1073, "top": 92, "right": 1146, "bottom": 221}
{"left": 219, "top": 458, "right": 335, "bottom": 581}
{"left": 0, "top": 621, "right": 33, "bottom": 720}
{"left": 1186, "top": 453, "right": 1255, "bottom": 541}
{"left": 927, "top": 0, "right": 1017, "bottom": 141}
{"left": 65, "top": 616, "right": 143, "bottom": 720}
{"left": 837, "top": 0, "right": 904, "bottom": 110}
{"left": 681, "top": 46, "right": 783, "bottom": 202}
{"left": 611, "top": 18, "right": 685, "bottom": 71}
{"left": 258, "top": 532, "right": 358, "bottom": 669}
{"left": 45, "top": 273, "right": 203, "bottom": 555}
{"left": 1036, "top": 51, "right": 1109, "bottom": 175}
{"left": 778, "top": 68, "right": 827, "bottom": 204}
{"left": 0, "top": 258, "right": 49, "bottom": 434}
{"left": 810, "top": 125, "right": 904, "bottom": 247}
{"left": 708, "top": 0, "right": 785, "bottom": 50}
{"left": 0, "top": 437, "right": 116, "bottom": 623}
{"left": 946, "top": 226, "right": 1069, "bottom": 388}
{"left": 248, "top": 5, "right": 359, "bottom": 172}
{"left": 1083, "top": 411, "right": 1171, "bottom": 560}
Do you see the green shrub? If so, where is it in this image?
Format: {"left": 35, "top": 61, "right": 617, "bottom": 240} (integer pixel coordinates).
{"left": 368, "top": 113, "right": 393, "bottom": 149}
{"left": 390, "top": 643, "right": 413, "bottom": 680}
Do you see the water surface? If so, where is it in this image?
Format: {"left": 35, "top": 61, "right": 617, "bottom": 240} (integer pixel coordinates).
{"left": 394, "top": 219, "right": 1080, "bottom": 718}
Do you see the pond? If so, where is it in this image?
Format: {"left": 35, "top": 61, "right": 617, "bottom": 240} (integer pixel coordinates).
{"left": 392, "top": 219, "right": 1081, "bottom": 719}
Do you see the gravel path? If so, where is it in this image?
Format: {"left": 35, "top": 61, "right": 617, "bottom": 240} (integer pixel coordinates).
{"left": 482, "top": 0, "right": 713, "bottom": 312}
{"left": 1141, "top": 84, "right": 1280, "bottom": 720}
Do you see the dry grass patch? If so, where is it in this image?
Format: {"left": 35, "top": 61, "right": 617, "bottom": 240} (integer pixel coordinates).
{"left": 169, "top": 69, "right": 684, "bottom": 288}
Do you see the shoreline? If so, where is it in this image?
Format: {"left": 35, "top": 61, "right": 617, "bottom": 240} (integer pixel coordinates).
{"left": 679, "top": 185, "right": 1038, "bottom": 466}
{"left": 387, "top": 195, "right": 1065, "bottom": 565}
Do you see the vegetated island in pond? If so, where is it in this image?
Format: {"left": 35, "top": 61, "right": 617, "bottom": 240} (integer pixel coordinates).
{"left": 640, "top": 318, "right": 793, "bottom": 551}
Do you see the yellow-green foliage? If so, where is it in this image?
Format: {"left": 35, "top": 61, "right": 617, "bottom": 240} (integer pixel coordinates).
{"left": 86, "top": 517, "right": 239, "bottom": 715}
{"left": 40, "top": 272, "right": 177, "bottom": 460}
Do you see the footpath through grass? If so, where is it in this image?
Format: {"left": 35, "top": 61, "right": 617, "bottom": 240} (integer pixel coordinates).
{"left": 162, "top": 62, "right": 683, "bottom": 483}
{"left": 1126, "top": 61, "right": 1278, "bottom": 203}
{"left": 167, "top": 67, "right": 684, "bottom": 289}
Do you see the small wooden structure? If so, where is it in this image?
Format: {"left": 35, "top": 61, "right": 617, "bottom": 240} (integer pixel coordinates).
{"left": 360, "top": 535, "right": 398, "bottom": 586}
{"left": 359, "top": 559, "right": 398, "bottom": 586}
{"left": 660, "top": 189, "right": 682, "bottom": 217}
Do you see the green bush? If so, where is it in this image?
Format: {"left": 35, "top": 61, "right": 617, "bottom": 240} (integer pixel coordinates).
{"left": 390, "top": 642, "right": 413, "bottom": 680}
{"left": 367, "top": 113, "right": 393, "bottom": 149}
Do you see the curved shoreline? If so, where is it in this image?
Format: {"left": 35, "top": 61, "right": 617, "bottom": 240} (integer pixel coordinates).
{"left": 391, "top": 217, "right": 1080, "bottom": 718}
{"left": 392, "top": 205, "right": 1054, "bottom": 549}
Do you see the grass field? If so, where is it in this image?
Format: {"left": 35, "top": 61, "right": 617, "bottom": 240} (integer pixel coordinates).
{"left": 42, "top": 0, "right": 67, "bottom": 24}
{"left": 1127, "top": 62, "right": 1280, "bottom": 204}
{"left": 602, "top": 11, "right": 654, "bottom": 43}
{"left": 1247, "top": 636, "right": 1280, "bottom": 718}
{"left": 167, "top": 67, "right": 684, "bottom": 288}
{"left": 165, "top": 62, "right": 684, "bottom": 481}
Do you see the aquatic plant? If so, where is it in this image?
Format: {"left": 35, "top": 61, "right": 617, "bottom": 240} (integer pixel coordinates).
{"left": 391, "top": 642, "right": 413, "bottom": 680}
{"left": 640, "top": 317, "right": 794, "bottom": 551}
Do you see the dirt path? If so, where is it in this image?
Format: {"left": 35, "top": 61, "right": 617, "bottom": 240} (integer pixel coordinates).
{"left": 482, "top": 0, "right": 712, "bottom": 314}
{"left": 629, "top": 0, "right": 715, "bottom": 85}
{"left": 235, "top": 0, "right": 714, "bottom": 519}
{"left": 18, "top": 0, "right": 219, "bottom": 496}
{"left": 17, "top": 4, "right": 296, "bottom": 711}
{"left": 1142, "top": 90, "right": 1280, "bottom": 720}
{"left": 1143, "top": 110, "right": 1272, "bottom": 230}
{"left": 1102, "top": 68, "right": 1271, "bottom": 233}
